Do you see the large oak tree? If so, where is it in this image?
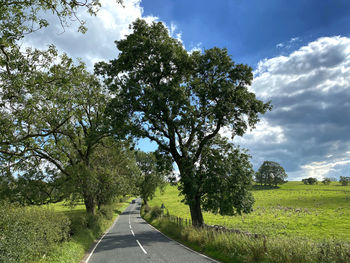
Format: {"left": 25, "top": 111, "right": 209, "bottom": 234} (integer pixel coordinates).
{"left": 97, "top": 19, "right": 271, "bottom": 226}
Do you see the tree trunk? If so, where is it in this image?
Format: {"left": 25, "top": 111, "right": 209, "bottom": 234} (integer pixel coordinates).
{"left": 143, "top": 198, "right": 148, "bottom": 206}
{"left": 189, "top": 195, "right": 204, "bottom": 227}
{"left": 84, "top": 194, "right": 96, "bottom": 215}
{"left": 177, "top": 158, "right": 204, "bottom": 227}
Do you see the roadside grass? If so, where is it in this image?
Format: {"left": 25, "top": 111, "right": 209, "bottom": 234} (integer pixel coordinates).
{"left": 148, "top": 182, "right": 350, "bottom": 242}
{"left": 34, "top": 198, "right": 133, "bottom": 263}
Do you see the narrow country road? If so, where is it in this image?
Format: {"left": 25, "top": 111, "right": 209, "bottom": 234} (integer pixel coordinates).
{"left": 86, "top": 198, "right": 218, "bottom": 263}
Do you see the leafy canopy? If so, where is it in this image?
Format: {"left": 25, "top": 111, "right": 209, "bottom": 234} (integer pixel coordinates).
{"left": 256, "top": 161, "right": 288, "bottom": 187}
{"left": 96, "top": 19, "right": 271, "bottom": 225}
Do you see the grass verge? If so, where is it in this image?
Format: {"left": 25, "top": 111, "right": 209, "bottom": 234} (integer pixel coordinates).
{"left": 34, "top": 198, "right": 133, "bottom": 263}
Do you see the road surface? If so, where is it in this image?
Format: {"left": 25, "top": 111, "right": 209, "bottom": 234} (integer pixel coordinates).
{"left": 86, "top": 198, "right": 218, "bottom": 263}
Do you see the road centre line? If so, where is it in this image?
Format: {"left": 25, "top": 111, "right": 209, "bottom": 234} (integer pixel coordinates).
{"left": 136, "top": 239, "right": 147, "bottom": 254}
{"left": 131, "top": 229, "right": 135, "bottom": 236}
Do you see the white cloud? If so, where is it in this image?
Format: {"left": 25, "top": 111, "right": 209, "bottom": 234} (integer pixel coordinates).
{"left": 231, "top": 119, "right": 286, "bottom": 145}
{"left": 232, "top": 36, "right": 350, "bottom": 179}
{"left": 301, "top": 157, "right": 350, "bottom": 180}
{"left": 24, "top": 0, "right": 158, "bottom": 70}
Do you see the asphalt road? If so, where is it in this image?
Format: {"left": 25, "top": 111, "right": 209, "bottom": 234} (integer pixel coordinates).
{"left": 86, "top": 198, "right": 218, "bottom": 263}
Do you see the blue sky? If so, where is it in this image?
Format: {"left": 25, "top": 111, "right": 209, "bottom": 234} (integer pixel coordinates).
{"left": 25, "top": 0, "right": 350, "bottom": 180}
{"left": 141, "top": 0, "right": 350, "bottom": 67}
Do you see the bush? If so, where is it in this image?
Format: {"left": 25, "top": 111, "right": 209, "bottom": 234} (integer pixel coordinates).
{"left": 141, "top": 205, "right": 163, "bottom": 221}
{"left": 322, "top": 178, "right": 331, "bottom": 185}
{"left": 0, "top": 202, "right": 70, "bottom": 263}
{"left": 339, "top": 176, "right": 350, "bottom": 186}
{"left": 68, "top": 213, "right": 88, "bottom": 235}
{"left": 142, "top": 204, "right": 151, "bottom": 214}
{"left": 302, "top": 177, "right": 318, "bottom": 185}
{"left": 98, "top": 204, "right": 114, "bottom": 220}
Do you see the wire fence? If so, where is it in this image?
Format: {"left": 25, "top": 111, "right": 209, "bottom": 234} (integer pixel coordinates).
{"left": 160, "top": 212, "right": 265, "bottom": 239}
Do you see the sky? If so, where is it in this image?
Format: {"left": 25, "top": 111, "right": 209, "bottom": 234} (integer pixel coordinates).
{"left": 24, "top": 0, "right": 350, "bottom": 180}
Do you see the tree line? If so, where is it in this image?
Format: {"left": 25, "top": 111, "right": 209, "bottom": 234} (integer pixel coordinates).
{"left": 0, "top": 0, "right": 271, "bottom": 227}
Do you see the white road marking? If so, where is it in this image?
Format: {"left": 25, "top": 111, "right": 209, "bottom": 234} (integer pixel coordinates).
{"left": 146, "top": 221, "right": 220, "bottom": 263}
{"left": 136, "top": 239, "right": 147, "bottom": 254}
{"left": 85, "top": 215, "right": 120, "bottom": 263}
{"left": 131, "top": 229, "right": 135, "bottom": 236}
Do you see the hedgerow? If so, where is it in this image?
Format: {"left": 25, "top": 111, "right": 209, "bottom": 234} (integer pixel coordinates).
{"left": 0, "top": 202, "right": 70, "bottom": 263}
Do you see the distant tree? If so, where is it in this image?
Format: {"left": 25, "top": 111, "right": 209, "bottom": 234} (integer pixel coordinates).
{"left": 96, "top": 19, "right": 271, "bottom": 226}
{"left": 256, "top": 161, "right": 288, "bottom": 187}
{"left": 135, "top": 151, "right": 170, "bottom": 205}
{"left": 322, "top": 177, "right": 331, "bottom": 185}
{"left": 339, "top": 176, "right": 350, "bottom": 186}
{"left": 302, "top": 177, "right": 318, "bottom": 185}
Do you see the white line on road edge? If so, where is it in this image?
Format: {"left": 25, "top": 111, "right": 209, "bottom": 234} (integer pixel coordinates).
{"left": 145, "top": 221, "right": 221, "bottom": 263}
{"left": 131, "top": 229, "right": 135, "bottom": 236}
{"left": 136, "top": 239, "right": 147, "bottom": 254}
{"left": 129, "top": 224, "right": 132, "bottom": 229}
{"left": 85, "top": 215, "right": 120, "bottom": 263}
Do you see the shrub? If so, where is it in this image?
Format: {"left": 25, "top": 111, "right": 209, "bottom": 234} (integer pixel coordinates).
{"left": 142, "top": 204, "right": 151, "bottom": 214}
{"left": 68, "top": 213, "right": 88, "bottom": 235}
{"left": 98, "top": 204, "right": 114, "bottom": 220}
{"left": 149, "top": 206, "right": 163, "bottom": 221}
{"left": 302, "top": 177, "right": 318, "bottom": 185}
{"left": 0, "top": 202, "right": 70, "bottom": 263}
{"left": 339, "top": 176, "right": 350, "bottom": 186}
{"left": 322, "top": 178, "right": 331, "bottom": 185}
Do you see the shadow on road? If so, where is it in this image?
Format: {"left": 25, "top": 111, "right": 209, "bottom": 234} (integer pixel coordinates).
{"left": 94, "top": 226, "right": 172, "bottom": 254}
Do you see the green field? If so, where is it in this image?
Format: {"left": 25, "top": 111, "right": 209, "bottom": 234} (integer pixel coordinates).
{"left": 149, "top": 182, "right": 350, "bottom": 242}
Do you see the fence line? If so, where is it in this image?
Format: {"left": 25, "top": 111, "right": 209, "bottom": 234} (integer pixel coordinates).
{"left": 160, "top": 213, "right": 265, "bottom": 240}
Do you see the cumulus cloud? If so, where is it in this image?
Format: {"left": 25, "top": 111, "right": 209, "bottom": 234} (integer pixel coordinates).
{"left": 233, "top": 36, "right": 350, "bottom": 179}
{"left": 23, "top": 0, "right": 158, "bottom": 69}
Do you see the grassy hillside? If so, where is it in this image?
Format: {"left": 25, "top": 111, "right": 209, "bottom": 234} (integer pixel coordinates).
{"left": 149, "top": 182, "right": 350, "bottom": 242}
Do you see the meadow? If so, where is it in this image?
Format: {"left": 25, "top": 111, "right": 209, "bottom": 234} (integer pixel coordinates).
{"left": 149, "top": 182, "right": 350, "bottom": 242}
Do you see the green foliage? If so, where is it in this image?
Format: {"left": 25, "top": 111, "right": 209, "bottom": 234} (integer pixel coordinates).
{"left": 149, "top": 206, "right": 163, "bottom": 221}
{"left": 38, "top": 198, "right": 132, "bottom": 263}
{"left": 0, "top": 202, "right": 70, "bottom": 263}
{"left": 96, "top": 18, "right": 271, "bottom": 226}
{"left": 0, "top": 0, "right": 120, "bottom": 46}
{"left": 98, "top": 204, "right": 115, "bottom": 220}
{"left": 0, "top": 0, "right": 126, "bottom": 215}
{"left": 198, "top": 137, "right": 255, "bottom": 216}
{"left": 135, "top": 151, "right": 168, "bottom": 204}
{"left": 340, "top": 176, "right": 350, "bottom": 186}
{"left": 302, "top": 177, "right": 318, "bottom": 185}
{"left": 322, "top": 177, "right": 331, "bottom": 185}
{"left": 256, "top": 161, "right": 288, "bottom": 186}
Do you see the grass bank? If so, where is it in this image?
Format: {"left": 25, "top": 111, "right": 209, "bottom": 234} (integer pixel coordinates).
{"left": 34, "top": 198, "right": 132, "bottom": 263}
